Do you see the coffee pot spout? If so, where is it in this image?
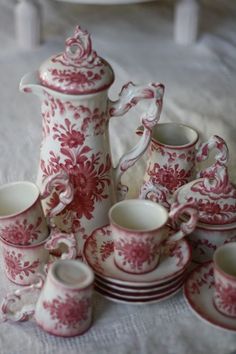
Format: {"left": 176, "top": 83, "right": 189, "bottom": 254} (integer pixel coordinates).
{"left": 19, "top": 71, "right": 44, "bottom": 97}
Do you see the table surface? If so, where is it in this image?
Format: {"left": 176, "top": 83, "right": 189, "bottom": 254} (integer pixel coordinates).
{"left": 0, "top": 0, "right": 236, "bottom": 353}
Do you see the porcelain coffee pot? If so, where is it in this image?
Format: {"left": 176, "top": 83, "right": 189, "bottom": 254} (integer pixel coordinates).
{"left": 19, "top": 26, "right": 165, "bottom": 257}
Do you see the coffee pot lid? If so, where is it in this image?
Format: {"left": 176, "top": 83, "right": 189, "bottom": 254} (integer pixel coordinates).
{"left": 38, "top": 26, "right": 114, "bottom": 95}
{"left": 173, "top": 135, "right": 236, "bottom": 225}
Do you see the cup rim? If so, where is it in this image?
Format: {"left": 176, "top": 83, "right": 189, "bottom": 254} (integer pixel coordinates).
{"left": 49, "top": 259, "right": 94, "bottom": 290}
{"left": 0, "top": 181, "right": 40, "bottom": 220}
{"left": 109, "top": 199, "right": 169, "bottom": 233}
{"left": 0, "top": 233, "right": 48, "bottom": 249}
{"left": 137, "top": 122, "right": 199, "bottom": 150}
{"left": 213, "top": 243, "right": 236, "bottom": 281}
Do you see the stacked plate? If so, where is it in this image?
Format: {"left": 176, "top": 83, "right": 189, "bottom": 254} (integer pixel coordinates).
{"left": 84, "top": 225, "right": 192, "bottom": 304}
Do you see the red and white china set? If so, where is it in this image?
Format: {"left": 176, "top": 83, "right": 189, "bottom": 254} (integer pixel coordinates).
{"left": 84, "top": 224, "right": 191, "bottom": 304}
{"left": 0, "top": 24, "right": 236, "bottom": 336}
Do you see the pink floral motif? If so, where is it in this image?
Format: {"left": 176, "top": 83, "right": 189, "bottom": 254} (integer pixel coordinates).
{"left": 53, "top": 118, "right": 85, "bottom": 148}
{"left": 167, "top": 243, "right": 184, "bottom": 267}
{"left": 148, "top": 162, "right": 192, "bottom": 192}
{"left": 42, "top": 92, "right": 108, "bottom": 138}
{"left": 186, "top": 196, "right": 236, "bottom": 224}
{"left": 0, "top": 217, "right": 43, "bottom": 245}
{"left": 42, "top": 143, "right": 111, "bottom": 223}
{"left": 115, "top": 237, "right": 159, "bottom": 271}
{"left": 188, "top": 266, "right": 214, "bottom": 295}
{"left": 49, "top": 68, "right": 102, "bottom": 90}
{"left": 43, "top": 293, "right": 91, "bottom": 329}
{"left": 3, "top": 250, "right": 40, "bottom": 280}
{"left": 215, "top": 279, "right": 236, "bottom": 316}
{"left": 100, "top": 241, "right": 114, "bottom": 262}
{"left": 190, "top": 238, "right": 217, "bottom": 256}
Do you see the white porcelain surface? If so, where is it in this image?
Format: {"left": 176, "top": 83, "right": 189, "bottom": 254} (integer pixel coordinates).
{"left": 95, "top": 282, "right": 183, "bottom": 305}
{"left": 84, "top": 224, "right": 191, "bottom": 286}
{"left": 20, "top": 26, "right": 165, "bottom": 258}
{"left": 184, "top": 261, "right": 236, "bottom": 332}
{"left": 95, "top": 275, "right": 184, "bottom": 298}
{"left": 95, "top": 272, "right": 185, "bottom": 292}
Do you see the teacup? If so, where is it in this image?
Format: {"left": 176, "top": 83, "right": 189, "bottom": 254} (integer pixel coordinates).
{"left": 1, "top": 259, "right": 94, "bottom": 337}
{"left": 0, "top": 228, "right": 77, "bottom": 285}
{"left": 213, "top": 242, "right": 236, "bottom": 317}
{"left": 0, "top": 180, "right": 73, "bottom": 245}
{"left": 108, "top": 199, "right": 198, "bottom": 274}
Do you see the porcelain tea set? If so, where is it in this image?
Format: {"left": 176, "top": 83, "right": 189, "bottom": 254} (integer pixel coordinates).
{"left": 0, "top": 25, "right": 236, "bottom": 336}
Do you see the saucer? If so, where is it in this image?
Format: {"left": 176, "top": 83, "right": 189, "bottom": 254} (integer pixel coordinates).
{"left": 84, "top": 224, "right": 191, "bottom": 286}
{"left": 184, "top": 261, "right": 236, "bottom": 332}
{"left": 95, "top": 282, "right": 183, "bottom": 305}
{"left": 95, "top": 272, "right": 185, "bottom": 293}
{"left": 95, "top": 275, "right": 184, "bottom": 298}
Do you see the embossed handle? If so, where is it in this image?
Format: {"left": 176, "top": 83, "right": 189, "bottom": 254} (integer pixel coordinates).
{"left": 0, "top": 273, "right": 45, "bottom": 322}
{"left": 196, "top": 135, "right": 230, "bottom": 193}
{"left": 41, "top": 170, "right": 74, "bottom": 217}
{"left": 167, "top": 203, "right": 198, "bottom": 243}
{"left": 108, "top": 82, "right": 165, "bottom": 201}
{"left": 45, "top": 228, "right": 77, "bottom": 260}
{"left": 139, "top": 179, "right": 171, "bottom": 210}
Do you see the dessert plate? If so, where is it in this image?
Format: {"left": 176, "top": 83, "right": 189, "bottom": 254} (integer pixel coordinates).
{"left": 95, "top": 272, "right": 185, "bottom": 293}
{"left": 84, "top": 225, "right": 191, "bottom": 286}
{"left": 95, "top": 282, "right": 183, "bottom": 305}
{"left": 95, "top": 276, "right": 184, "bottom": 298}
{"left": 184, "top": 261, "right": 236, "bottom": 332}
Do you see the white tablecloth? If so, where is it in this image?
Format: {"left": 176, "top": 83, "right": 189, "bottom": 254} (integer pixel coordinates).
{"left": 0, "top": 1, "right": 236, "bottom": 353}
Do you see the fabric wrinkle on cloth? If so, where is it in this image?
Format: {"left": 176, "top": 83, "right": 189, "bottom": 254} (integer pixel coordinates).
{"left": 0, "top": 0, "right": 236, "bottom": 353}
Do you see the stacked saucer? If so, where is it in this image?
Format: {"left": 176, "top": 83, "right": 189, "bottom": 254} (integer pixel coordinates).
{"left": 84, "top": 225, "right": 191, "bottom": 304}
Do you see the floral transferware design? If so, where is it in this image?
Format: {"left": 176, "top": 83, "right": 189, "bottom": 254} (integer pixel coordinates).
{"left": 43, "top": 294, "right": 91, "bottom": 329}
{"left": 0, "top": 217, "right": 43, "bottom": 245}
{"left": 147, "top": 162, "right": 192, "bottom": 193}
{"left": 114, "top": 237, "right": 160, "bottom": 272}
{"left": 214, "top": 278, "right": 236, "bottom": 317}
{"left": 3, "top": 249, "right": 40, "bottom": 281}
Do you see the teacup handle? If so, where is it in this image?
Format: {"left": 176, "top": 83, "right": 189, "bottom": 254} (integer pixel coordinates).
{"left": 45, "top": 228, "right": 77, "bottom": 260}
{"left": 0, "top": 273, "right": 45, "bottom": 322}
{"left": 108, "top": 82, "right": 165, "bottom": 201}
{"left": 41, "top": 170, "right": 74, "bottom": 217}
{"left": 167, "top": 203, "right": 198, "bottom": 243}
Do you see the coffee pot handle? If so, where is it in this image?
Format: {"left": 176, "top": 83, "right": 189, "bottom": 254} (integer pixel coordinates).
{"left": 0, "top": 273, "right": 45, "bottom": 322}
{"left": 108, "top": 82, "right": 165, "bottom": 201}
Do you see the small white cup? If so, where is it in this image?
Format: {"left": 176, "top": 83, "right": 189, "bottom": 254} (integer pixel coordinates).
{"left": 1, "top": 260, "right": 94, "bottom": 337}
{"left": 0, "top": 180, "right": 73, "bottom": 246}
{"left": 213, "top": 242, "right": 236, "bottom": 317}
{"left": 0, "top": 228, "right": 77, "bottom": 285}
{"left": 109, "top": 199, "right": 198, "bottom": 274}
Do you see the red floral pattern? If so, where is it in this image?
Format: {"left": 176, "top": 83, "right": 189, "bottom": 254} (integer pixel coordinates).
{"left": 114, "top": 237, "right": 159, "bottom": 271}
{"left": 215, "top": 279, "right": 236, "bottom": 316}
{"left": 100, "top": 241, "right": 114, "bottom": 262}
{"left": 188, "top": 266, "right": 214, "bottom": 295}
{"left": 186, "top": 196, "right": 236, "bottom": 224}
{"left": 40, "top": 106, "right": 112, "bottom": 230}
{"left": 49, "top": 68, "right": 103, "bottom": 90}
{"left": 3, "top": 250, "right": 40, "bottom": 281}
{"left": 0, "top": 217, "right": 43, "bottom": 245}
{"left": 148, "top": 162, "right": 192, "bottom": 192}
{"left": 42, "top": 92, "right": 108, "bottom": 137}
{"left": 43, "top": 293, "right": 91, "bottom": 329}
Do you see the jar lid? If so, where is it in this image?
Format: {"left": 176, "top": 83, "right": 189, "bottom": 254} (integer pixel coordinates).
{"left": 173, "top": 135, "right": 236, "bottom": 225}
{"left": 38, "top": 26, "right": 114, "bottom": 95}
